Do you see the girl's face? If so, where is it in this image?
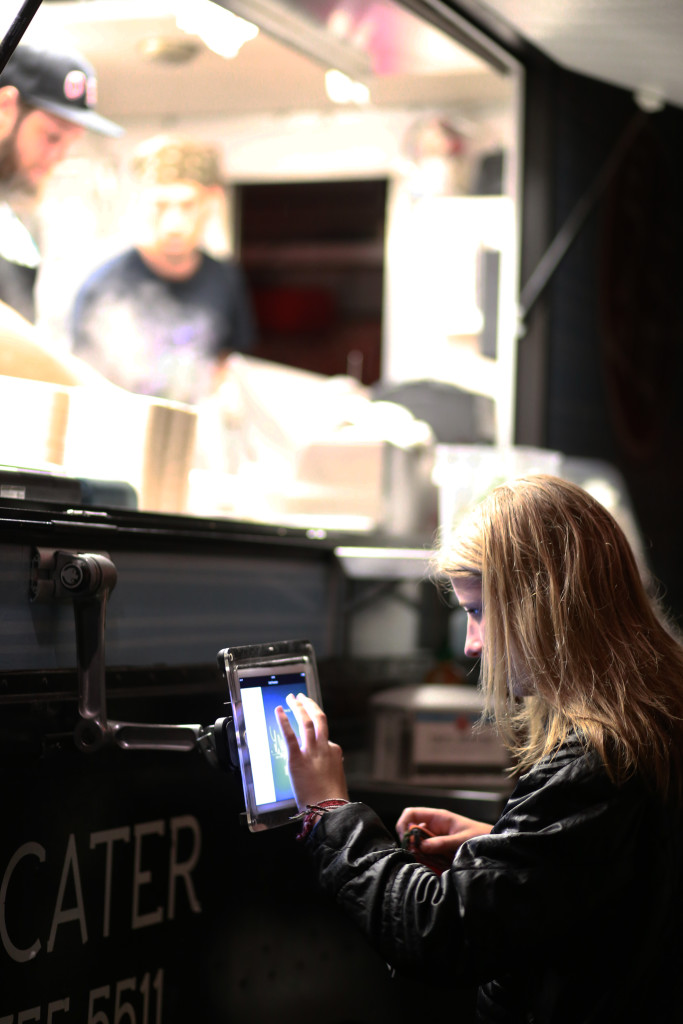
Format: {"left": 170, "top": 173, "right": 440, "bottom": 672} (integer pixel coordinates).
{"left": 452, "top": 578, "right": 485, "bottom": 659}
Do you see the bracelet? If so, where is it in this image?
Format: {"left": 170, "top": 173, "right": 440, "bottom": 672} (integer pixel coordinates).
{"left": 292, "top": 799, "right": 350, "bottom": 841}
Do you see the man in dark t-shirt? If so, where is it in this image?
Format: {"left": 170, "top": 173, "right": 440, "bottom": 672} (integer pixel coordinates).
{"left": 71, "top": 135, "right": 255, "bottom": 404}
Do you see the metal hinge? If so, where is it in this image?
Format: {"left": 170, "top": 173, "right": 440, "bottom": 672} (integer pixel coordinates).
{"left": 29, "top": 547, "right": 237, "bottom": 769}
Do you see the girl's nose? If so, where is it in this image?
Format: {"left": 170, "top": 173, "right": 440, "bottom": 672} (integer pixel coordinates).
{"left": 464, "top": 620, "right": 483, "bottom": 659}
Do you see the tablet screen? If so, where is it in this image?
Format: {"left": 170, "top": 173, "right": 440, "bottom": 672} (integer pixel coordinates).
{"left": 238, "top": 667, "right": 308, "bottom": 812}
{"left": 217, "top": 640, "right": 322, "bottom": 831}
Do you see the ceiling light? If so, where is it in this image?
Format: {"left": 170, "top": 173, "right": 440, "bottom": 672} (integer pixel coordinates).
{"left": 175, "top": 0, "right": 259, "bottom": 59}
{"left": 633, "top": 86, "right": 665, "bottom": 113}
{"left": 221, "top": 0, "right": 371, "bottom": 79}
{"left": 325, "top": 69, "right": 370, "bottom": 105}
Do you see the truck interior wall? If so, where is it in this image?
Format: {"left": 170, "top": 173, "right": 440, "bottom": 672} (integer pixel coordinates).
{"left": 519, "top": 62, "right": 683, "bottom": 623}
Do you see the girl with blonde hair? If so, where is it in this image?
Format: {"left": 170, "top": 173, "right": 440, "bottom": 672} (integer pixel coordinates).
{"left": 441, "top": 474, "right": 683, "bottom": 796}
{"left": 277, "top": 475, "right": 683, "bottom": 1023}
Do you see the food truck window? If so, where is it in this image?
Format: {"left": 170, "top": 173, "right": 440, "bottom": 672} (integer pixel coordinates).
{"left": 6, "top": 0, "right": 522, "bottom": 520}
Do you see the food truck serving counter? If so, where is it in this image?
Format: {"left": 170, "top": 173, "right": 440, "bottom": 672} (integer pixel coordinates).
{"left": 0, "top": 497, "right": 501, "bottom": 1024}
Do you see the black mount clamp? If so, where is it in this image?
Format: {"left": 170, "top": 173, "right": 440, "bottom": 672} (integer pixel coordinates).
{"left": 29, "top": 547, "right": 238, "bottom": 770}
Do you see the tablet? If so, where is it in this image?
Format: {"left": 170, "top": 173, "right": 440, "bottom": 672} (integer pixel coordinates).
{"left": 216, "top": 639, "right": 322, "bottom": 831}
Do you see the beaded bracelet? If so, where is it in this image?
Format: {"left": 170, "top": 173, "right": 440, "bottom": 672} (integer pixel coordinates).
{"left": 292, "top": 799, "right": 350, "bottom": 841}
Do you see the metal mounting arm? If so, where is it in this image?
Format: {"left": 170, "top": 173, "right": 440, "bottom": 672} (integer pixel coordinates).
{"left": 29, "top": 547, "right": 236, "bottom": 768}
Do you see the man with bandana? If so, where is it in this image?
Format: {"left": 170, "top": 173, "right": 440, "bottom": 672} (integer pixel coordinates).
{"left": 70, "top": 135, "right": 255, "bottom": 405}
{"left": 0, "top": 44, "right": 122, "bottom": 322}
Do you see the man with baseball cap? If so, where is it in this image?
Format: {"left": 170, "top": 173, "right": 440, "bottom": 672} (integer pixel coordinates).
{"left": 0, "top": 43, "right": 122, "bottom": 321}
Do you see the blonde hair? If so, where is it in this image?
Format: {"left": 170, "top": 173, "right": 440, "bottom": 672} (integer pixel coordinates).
{"left": 437, "top": 474, "right": 683, "bottom": 799}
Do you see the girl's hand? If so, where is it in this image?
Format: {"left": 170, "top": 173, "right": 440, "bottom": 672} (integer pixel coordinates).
{"left": 276, "top": 693, "right": 349, "bottom": 811}
{"left": 396, "top": 806, "right": 493, "bottom": 862}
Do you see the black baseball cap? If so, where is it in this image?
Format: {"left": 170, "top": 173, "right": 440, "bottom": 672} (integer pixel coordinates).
{"left": 0, "top": 44, "right": 123, "bottom": 137}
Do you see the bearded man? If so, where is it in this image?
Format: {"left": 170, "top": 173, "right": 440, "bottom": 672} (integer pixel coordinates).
{"left": 0, "top": 44, "right": 122, "bottom": 321}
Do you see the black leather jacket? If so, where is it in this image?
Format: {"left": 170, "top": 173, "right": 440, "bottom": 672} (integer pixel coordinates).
{"left": 307, "top": 737, "right": 683, "bottom": 1022}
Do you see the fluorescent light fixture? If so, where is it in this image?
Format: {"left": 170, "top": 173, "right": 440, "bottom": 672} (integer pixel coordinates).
{"left": 219, "top": 0, "right": 372, "bottom": 79}
{"left": 325, "top": 68, "right": 370, "bottom": 105}
{"left": 176, "top": 0, "right": 259, "bottom": 59}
